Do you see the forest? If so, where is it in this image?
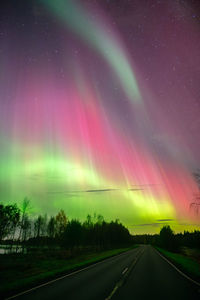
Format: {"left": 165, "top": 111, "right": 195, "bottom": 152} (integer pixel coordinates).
{"left": 1, "top": 199, "right": 200, "bottom": 254}
{"left": 133, "top": 225, "right": 200, "bottom": 251}
{"left": 0, "top": 199, "right": 133, "bottom": 252}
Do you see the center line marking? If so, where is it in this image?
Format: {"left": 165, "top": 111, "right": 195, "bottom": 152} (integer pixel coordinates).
{"left": 122, "top": 267, "right": 128, "bottom": 275}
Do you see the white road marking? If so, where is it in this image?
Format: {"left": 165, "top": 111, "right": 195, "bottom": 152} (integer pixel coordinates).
{"left": 105, "top": 247, "right": 145, "bottom": 300}
{"left": 155, "top": 247, "right": 200, "bottom": 287}
{"left": 122, "top": 267, "right": 128, "bottom": 275}
{"left": 6, "top": 248, "right": 137, "bottom": 300}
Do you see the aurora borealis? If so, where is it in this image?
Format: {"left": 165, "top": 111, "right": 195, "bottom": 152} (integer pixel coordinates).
{"left": 0, "top": 0, "right": 200, "bottom": 233}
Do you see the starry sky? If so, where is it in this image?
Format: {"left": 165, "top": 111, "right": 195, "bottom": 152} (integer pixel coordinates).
{"left": 0, "top": 0, "right": 200, "bottom": 234}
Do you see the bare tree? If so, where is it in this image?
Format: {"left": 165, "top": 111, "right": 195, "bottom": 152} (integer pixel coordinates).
{"left": 47, "top": 216, "right": 56, "bottom": 238}
{"left": 34, "top": 215, "right": 43, "bottom": 238}
{"left": 55, "top": 210, "right": 67, "bottom": 237}
{"left": 193, "top": 169, "right": 200, "bottom": 188}
{"left": 191, "top": 170, "right": 200, "bottom": 215}
{"left": 18, "top": 197, "right": 30, "bottom": 242}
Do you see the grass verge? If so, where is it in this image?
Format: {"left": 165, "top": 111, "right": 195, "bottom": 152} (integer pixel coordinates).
{"left": 155, "top": 246, "right": 200, "bottom": 283}
{"left": 0, "top": 245, "right": 137, "bottom": 298}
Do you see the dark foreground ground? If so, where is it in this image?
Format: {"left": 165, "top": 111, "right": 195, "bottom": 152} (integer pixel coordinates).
{"left": 6, "top": 245, "right": 200, "bottom": 300}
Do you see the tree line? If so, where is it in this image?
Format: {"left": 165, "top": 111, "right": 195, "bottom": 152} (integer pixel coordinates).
{"left": 132, "top": 225, "right": 200, "bottom": 252}
{"left": 0, "top": 200, "right": 133, "bottom": 251}
{"left": 1, "top": 200, "right": 200, "bottom": 253}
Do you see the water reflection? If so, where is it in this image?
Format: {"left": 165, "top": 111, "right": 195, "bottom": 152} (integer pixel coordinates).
{"left": 0, "top": 245, "right": 25, "bottom": 254}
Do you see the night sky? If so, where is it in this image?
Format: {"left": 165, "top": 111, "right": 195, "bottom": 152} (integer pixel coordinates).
{"left": 0, "top": 0, "right": 200, "bottom": 233}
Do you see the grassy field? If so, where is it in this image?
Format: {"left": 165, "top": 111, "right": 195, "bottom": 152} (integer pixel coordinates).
{"left": 155, "top": 246, "right": 200, "bottom": 282}
{"left": 0, "top": 246, "right": 136, "bottom": 298}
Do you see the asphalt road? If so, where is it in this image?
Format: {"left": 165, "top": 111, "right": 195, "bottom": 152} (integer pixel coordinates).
{"left": 9, "top": 245, "right": 200, "bottom": 300}
{"left": 113, "top": 245, "right": 200, "bottom": 300}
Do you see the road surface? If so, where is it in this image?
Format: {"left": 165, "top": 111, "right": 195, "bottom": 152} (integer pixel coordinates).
{"left": 9, "top": 245, "right": 200, "bottom": 300}
{"left": 113, "top": 245, "right": 200, "bottom": 300}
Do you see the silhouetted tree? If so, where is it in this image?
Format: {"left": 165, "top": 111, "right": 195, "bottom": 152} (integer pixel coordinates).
{"left": 21, "top": 215, "right": 31, "bottom": 241}
{"left": 191, "top": 170, "right": 200, "bottom": 215}
{"left": 193, "top": 170, "right": 200, "bottom": 188}
{"left": 34, "top": 215, "right": 44, "bottom": 238}
{"left": 63, "top": 219, "right": 83, "bottom": 249}
{"left": 55, "top": 210, "right": 68, "bottom": 238}
{"left": 159, "top": 225, "right": 176, "bottom": 251}
{"left": 0, "top": 203, "right": 20, "bottom": 241}
{"left": 18, "top": 197, "right": 30, "bottom": 242}
{"left": 47, "top": 216, "right": 56, "bottom": 238}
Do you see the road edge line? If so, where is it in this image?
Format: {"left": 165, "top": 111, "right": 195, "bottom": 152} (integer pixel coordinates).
{"left": 5, "top": 248, "right": 135, "bottom": 300}
{"left": 154, "top": 247, "right": 200, "bottom": 287}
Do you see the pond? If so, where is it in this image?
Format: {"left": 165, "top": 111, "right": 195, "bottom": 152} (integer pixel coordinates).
{"left": 0, "top": 244, "right": 26, "bottom": 254}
